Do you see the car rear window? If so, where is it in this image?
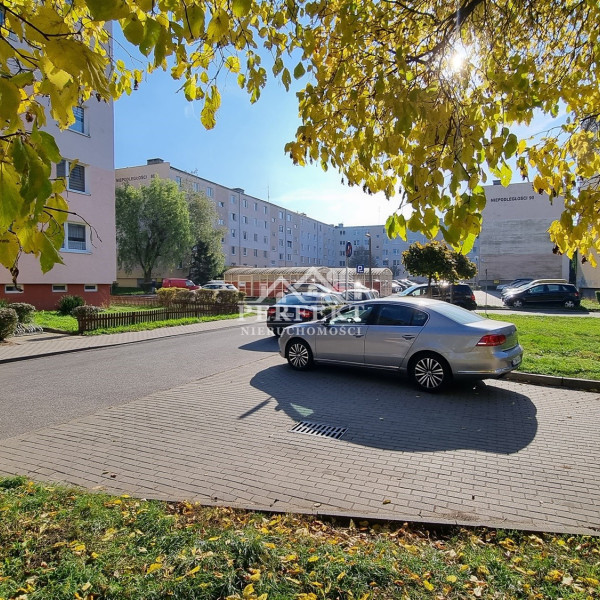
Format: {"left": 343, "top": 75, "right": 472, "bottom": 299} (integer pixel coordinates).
{"left": 432, "top": 303, "right": 487, "bottom": 324}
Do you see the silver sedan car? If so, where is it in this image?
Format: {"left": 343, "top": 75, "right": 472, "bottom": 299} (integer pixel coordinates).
{"left": 278, "top": 297, "right": 523, "bottom": 392}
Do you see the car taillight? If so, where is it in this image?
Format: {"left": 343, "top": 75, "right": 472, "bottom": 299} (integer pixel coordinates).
{"left": 477, "top": 334, "right": 506, "bottom": 346}
{"left": 299, "top": 308, "right": 313, "bottom": 319}
{"left": 267, "top": 307, "right": 276, "bottom": 317}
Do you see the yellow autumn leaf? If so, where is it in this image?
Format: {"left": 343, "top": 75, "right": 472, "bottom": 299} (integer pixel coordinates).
{"left": 146, "top": 562, "right": 162, "bottom": 575}
{"left": 307, "top": 555, "right": 319, "bottom": 563}
{"left": 446, "top": 575, "right": 457, "bottom": 583}
{"left": 186, "top": 566, "right": 201, "bottom": 576}
{"left": 242, "top": 583, "right": 254, "bottom": 598}
{"left": 81, "top": 582, "right": 92, "bottom": 592}
{"left": 423, "top": 580, "right": 434, "bottom": 591}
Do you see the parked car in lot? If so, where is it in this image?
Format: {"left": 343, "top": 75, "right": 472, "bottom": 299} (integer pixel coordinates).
{"left": 267, "top": 292, "right": 343, "bottom": 336}
{"left": 496, "top": 278, "right": 533, "bottom": 291}
{"left": 162, "top": 278, "right": 200, "bottom": 290}
{"left": 202, "top": 280, "right": 238, "bottom": 291}
{"left": 278, "top": 297, "right": 523, "bottom": 392}
{"left": 341, "top": 289, "right": 379, "bottom": 301}
{"left": 392, "top": 279, "right": 415, "bottom": 293}
{"left": 287, "top": 282, "right": 334, "bottom": 294}
{"left": 503, "top": 282, "right": 580, "bottom": 309}
{"left": 501, "top": 278, "right": 566, "bottom": 298}
{"left": 399, "top": 283, "right": 477, "bottom": 310}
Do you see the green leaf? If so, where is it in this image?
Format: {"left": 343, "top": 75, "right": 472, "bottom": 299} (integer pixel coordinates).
{"left": 207, "top": 10, "right": 230, "bottom": 44}
{"left": 0, "top": 164, "right": 21, "bottom": 229}
{"left": 185, "top": 5, "right": 205, "bottom": 38}
{"left": 123, "top": 18, "right": 144, "bottom": 46}
{"left": 225, "top": 56, "right": 240, "bottom": 73}
{"left": 0, "top": 232, "right": 20, "bottom": 270}
{"left": 232, "top": 0, "right": 252, "bottom": 18}
{"left": 139, "top": 19, "right": 162, "bottom": 56}
{"left": 84, "top": 0, "right": 131, "bottom": 21}
{"left": 0, "top": 78, "right": 21, "bottom": 128}
{"left": 38, "top": 230, "right": 65, "bottom": 273}
{"left": 293, "top": 62, "right": 305, "bottom": 79}
{"left": 281, "top": 68, "right": 291, "bottom": 91}
{"left": 33, "top": 131, "right": 62, "bottom": 164}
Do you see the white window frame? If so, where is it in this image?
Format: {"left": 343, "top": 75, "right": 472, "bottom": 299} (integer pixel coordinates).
{"left": 57, "top": 160, "right": 87, "bottom": 193}
{"left": 69, "top": 106, "right": 86, "bottom": 135}
{"left": 4, "top": 285, "right": 24, "bottom": 294}
{"left": 62, "top": 222, "right": 88, "bottom": 252}
{"left": 52, "top": 284, "right": 68, "bottom": 293}
{"left": 84, "top": 284, "right": 98, "bottom": 292}
{"left": 206, "top": 186, "right": 214, "bottom": 197}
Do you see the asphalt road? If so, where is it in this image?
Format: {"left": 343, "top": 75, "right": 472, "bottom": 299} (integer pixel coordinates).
{"left": 0, "top": 325, "right": 274, "bottom": 439}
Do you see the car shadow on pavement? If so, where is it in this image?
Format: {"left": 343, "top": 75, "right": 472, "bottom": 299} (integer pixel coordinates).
{"left": 238, "top": 336, "right": 280, "bottom": 353}
{"left": 248, "top": 365, "right": 537, "bottom": 455}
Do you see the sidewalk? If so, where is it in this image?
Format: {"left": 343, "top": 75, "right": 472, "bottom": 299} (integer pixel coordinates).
{"left": 0, "top": 317, "right": 249, "bottom": 363}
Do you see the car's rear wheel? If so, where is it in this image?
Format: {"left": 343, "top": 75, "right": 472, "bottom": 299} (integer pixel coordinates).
{"left": 564, "top": 299, "right": 576, "bottom": 309}
{"left": 512, "top": 299, "right": 524, "bottom": 308}
{"left": 409, "top": 352, "right": 451, "bottom": 392}
{"left": 286, "top": 339, "right": 314, "bottom": 370}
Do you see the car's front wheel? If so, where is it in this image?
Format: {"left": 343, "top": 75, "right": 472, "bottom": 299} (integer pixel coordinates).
{"left": 512, "top": 299, "right": 524, "bottom": 308}
{"left": 286, "top": 339, "right": 314, "bottom": 371}
{"left": 409, "top": 352, "right": 451, "bottom": 392}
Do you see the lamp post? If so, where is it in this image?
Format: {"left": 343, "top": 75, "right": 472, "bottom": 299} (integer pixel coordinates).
{"left": 365, "top": 233, "right": 373, "bottom": 290}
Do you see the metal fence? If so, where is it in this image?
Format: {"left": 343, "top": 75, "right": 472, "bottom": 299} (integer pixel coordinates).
{"left": 77, "top": 304, "right": 241, "bottom": 333}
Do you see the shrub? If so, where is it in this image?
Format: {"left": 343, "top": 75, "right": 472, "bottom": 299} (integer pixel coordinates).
{"left": 194, "top": 288, "right": 218, "bottom": 304}
{"left": 173, "top": 289, "right": 195, "bottom": 305}
{"left": 0, "top": 308, "right": 18, "bottom": 341}
{"left": 157, "top": 287, "right": 178, "bottom": 307}
{"left": 71, "top": 305, "right": 103, "bottom": 318}
{"left": 214, "top": 290, "right": 245, "bottom": 305}
{"left": 57, "top": 295, "right": 84, "bottom": 315}
{"left": 7, "top": 302, "right": 36, "bottom": 323}
{"left": 596, "top": 290, "right": 600, "bottom": 304}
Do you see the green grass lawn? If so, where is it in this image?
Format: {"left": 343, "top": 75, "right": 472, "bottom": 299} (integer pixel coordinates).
{"left": 480, "top": 313, "right": 600, "bottom": 380}
{"left": 1, "top": 476, "right": 598, "bottom": 600}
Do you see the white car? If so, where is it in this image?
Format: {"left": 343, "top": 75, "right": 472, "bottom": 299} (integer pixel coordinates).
{"left": 202, "top": 281, "right": 238, "bottom": 291}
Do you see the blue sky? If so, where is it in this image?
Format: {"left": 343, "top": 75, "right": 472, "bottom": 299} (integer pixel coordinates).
{"left": 113, "top": 59, "right": 397, "bottom": 227}
{"left": 113, "top": 39, "right": 560, "bottom": 230}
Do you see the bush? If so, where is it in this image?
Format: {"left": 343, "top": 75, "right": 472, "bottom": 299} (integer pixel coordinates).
{"left": 173, "top": 289, "right": 195, "bottom": 305}
{"left": 157, "top": 287, "right": 179, "bottom": 307}
{"left": 214, "top": 290, "right": 244, "bottom": 305}
{"left": 194, "top": 288, "right": 218, "bottom": 304}
{"left": 7, "top": 302, "right": 36, "bottom": 323}
{"left": 596, "top": 290, "right": 600, "bottom": 304}
{"left": 71, "top": 305, "right": 103, "bottom": 318}
{"left": 0, "top": 308, "right": 18, "bottom": 341}
{"left": 57, "top": 295, "right": 84, "bottom": 315}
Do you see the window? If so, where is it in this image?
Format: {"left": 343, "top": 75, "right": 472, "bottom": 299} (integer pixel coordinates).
{"left": 254, "top": 202, "right": 258, "bottom": 211}
{"left": 84, "top": 285, "right": 98, "bottom": 292}
{"left": 231, "top": 213, "right": 237, "bottom": 221}
{"left": 52, "top": 284, "right": 68, "bottom": 292}
{"left": 263, "top": 236, "right": 268, "bottom": 243}
{"left": 192, "top": 182, "right": 199, "bottom": 192}
{"left": 279, "top": 253, "right": 284, "bottom": 260}
{"left": 243, "top": 248, "right": 247, "bottom": 256}
{"left": 206, "top": 186, "right": 214, "bottom": 197}
{"left": 264, "top": 206, "right": 268, "bottom": 214}
{"left": 231, "top": 195, "right": 236, "bottom": 204}
{"left": 230, "top": 229, "right": 236, "bottom": 237}
{"left": 253, "top": 249, "right": 258, "bottom": 257}
{"left": 62, "top": 223, "right": 87, "bottom": 251}
{"left": 374, "top": 305, "right": 427, "bottom": 327}
{"left": 279, "top": 225, "right": 284, "bottom": 232}
{"left": 242, "top": 216, "right": 248, "bottom": 224}
{"left": 287, "top": 254, "right": 292, "bottom": 261}
{"left": 253, "top": 233, "right": 258, "bottom": 241}
{"left": 279, "top": 239, "right": 284, "bottom": 246}
{"left": 287, "top": 227, "right": 292, "bottom": 234}
{"left": 218, "top": 219, "right": 224, "bottom": 225}
{"left": 287, "top": 214, "right": 291, "bottom": 221}
{"left": 5, "top": 285, "right": 24, "bottom": 294}
{"left": 242, "top": 231, "right": 248, "bottom": 240}
{"left": 57, "top": 160, "right": 86, "bottom": 193}
{"left": 243, "top": 199, "right": 248, "bottom": 208}
{"left": 218, "top": 201, "right": 224, "bottom": 207}
{"left": 287, "top": 240, "right": 292, "bottom": 248}
{"left": 231, "top": 246, "right": 236, "bottom": 254}
{"left": 278, "top": 211, "right": 283, "bottom": 219}
{"left": 69, "top": 106, "right": 85, "bottom": 134}
{"left": 263, "top": 250, "right": 268, "bottom": 257}
{"left": 253, "top": 218, "right": 258, "bottom": 225}
{"left": 175, "top": 176, "right": 182, "bottom": 188}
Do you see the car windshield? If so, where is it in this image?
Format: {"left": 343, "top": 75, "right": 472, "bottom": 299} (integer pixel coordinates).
{"left": 398, "top": 284, "right": 423, "bottom": 296}
{"left": 431, "top": 303, "right": 486, "bottom": 324}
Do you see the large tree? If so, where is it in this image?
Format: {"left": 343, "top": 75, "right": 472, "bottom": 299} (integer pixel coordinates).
{"left": 116, "top": 179, "right": 192, "bottom": 286}
{"left": 2, "top": 1, "right": 600, "bottom": 280}
{"left": 186, "top": 188, "right": 225, "bottom": 283}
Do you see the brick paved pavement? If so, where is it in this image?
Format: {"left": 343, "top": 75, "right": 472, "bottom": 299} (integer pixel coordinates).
{"left": 1, "top": 328, "right": 599, "bottom": 534}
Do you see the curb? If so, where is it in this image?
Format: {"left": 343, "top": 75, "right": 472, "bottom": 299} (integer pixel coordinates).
{"left": 506, "top": 371, "right": 600, "bottom": 393}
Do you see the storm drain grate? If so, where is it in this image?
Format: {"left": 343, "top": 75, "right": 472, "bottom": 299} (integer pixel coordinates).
{"left": 290, "top": 421, "right": 347, "bottom": 440}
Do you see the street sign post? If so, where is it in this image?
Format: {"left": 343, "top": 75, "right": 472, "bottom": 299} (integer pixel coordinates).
{"left": 345, "top": 242, "right": 353, "bottom": 292}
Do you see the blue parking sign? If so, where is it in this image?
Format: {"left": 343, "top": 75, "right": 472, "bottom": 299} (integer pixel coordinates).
{"left": 356, "top": 265, "right": 364, "bottom": 273}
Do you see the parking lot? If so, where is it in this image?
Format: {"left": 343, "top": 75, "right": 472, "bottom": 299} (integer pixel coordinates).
{"left": 1, "top": 322, "right": 598, "bottom": 535}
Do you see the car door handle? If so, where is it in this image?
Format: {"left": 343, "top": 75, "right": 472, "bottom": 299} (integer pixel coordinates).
{"left": 354, "top": 334, "right": 364, "bottom": 338}
{"left": 402, "top": 335, "right": 416, "bottom": 340}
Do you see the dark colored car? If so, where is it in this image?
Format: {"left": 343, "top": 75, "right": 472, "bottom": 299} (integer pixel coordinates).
{"left": 267, "top": 292, "right": 343, "bottom": 336}
{"left": 503, "top": 283, "right": 580, "bottom": 309}
{"left": 399, "top": 283, "right": 477, "bottom": 310}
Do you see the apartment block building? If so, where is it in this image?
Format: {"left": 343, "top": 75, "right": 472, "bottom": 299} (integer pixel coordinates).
{"left": 0, "top": 99, "right": 116, "bottom": 309}
{"left": 115, "top": 159, "right": 340, "bottom": 286}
